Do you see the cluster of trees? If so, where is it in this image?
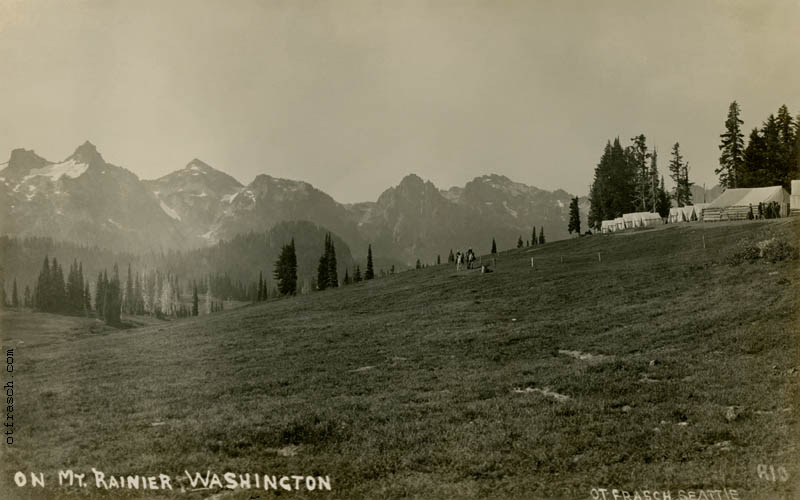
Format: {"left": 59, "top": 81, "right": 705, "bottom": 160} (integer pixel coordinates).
{"left": 94, "top": 266, "right": 122, "bottom": 325}
{"left": 316, "top": 233, "right": 339, "bottom": 291}
{"left": 588, "top": 135, "right": 675, "bottom": 230}
{"left": 717, "top": 102, "right": 799, "bottom": 190}
{"left": 273, "top": 239, "right": 298, "bottom": 295}
{"left": 31, "top": 257, "right": 91, "bottom": 315}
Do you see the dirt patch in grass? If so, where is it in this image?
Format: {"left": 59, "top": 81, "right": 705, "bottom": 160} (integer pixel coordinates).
{"left": 558, "top": 349, "right": 615, "bottom": 363}
{"left": 512, "top": 386, "right": 571, "bottom": 402}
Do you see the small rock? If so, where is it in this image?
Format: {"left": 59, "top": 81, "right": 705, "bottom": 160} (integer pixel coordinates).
{"left": 511, "top": 318, "right": 517, "bottom": 322}
{"left": 621, "top": 405, "right": 632, "bottom": 413}
{"left": 677, "top": 422, "right": 689, "bottom": 427}
{"left": 278, "top": 445, "right": 299, "bottom": 457}
{"left": 660, "top": 420, "right": 668, "bottom": 425}
{"left": 725, "top": 406, "right": 740, "bottom": 422}
{"left": 787, "top": 368, "right": 797, "bottom": 376}
{"left": 713, "top": 440, "right": 733, "bottom": 451}
{"left": 649, "top": 360, "right": 658, "bottom": 367}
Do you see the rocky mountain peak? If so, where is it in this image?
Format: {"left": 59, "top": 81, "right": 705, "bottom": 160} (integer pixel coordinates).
{"left": 7, "top": 148, "right": 49, "bottom": 172}
{"left": 68, "top": 140, "right": 104, "bottom": 165}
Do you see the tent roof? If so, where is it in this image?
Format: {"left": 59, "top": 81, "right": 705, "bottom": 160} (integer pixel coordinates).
{"left": 708, "top": 186, "right": 790, "bottom": 208}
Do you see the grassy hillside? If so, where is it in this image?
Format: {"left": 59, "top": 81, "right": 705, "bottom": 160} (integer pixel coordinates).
{"left": 1, "top": 219, "right": 799, "bottom": 499}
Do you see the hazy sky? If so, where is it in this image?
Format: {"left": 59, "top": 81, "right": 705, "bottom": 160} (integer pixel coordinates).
{"left": 1, "top": 0, "right": 798, "bottom": 202}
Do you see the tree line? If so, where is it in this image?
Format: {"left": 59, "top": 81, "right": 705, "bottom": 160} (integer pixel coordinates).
{"left": 717, "top": 102, "right": 798, "bottom": 190}
{"left": 587, "top": 135, "right": 680, "bottom": 230}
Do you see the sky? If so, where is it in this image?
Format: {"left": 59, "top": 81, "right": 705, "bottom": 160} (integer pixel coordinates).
{"left": 1, "top": 0, "right": 798, "bottom": 202}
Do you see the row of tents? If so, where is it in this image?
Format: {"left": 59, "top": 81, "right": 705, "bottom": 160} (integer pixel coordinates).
{"left": 600, "top": 184, "right": 796, "bottom": 233}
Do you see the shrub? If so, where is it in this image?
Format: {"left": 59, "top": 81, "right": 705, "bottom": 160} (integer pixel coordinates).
{"left": 759, "top": 238, "right": 799, "bottom": 263}
{"left": 726, "top": 237, "right": 798, "bottom": 266}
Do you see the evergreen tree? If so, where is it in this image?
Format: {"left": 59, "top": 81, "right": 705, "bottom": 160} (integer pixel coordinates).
{"left": 11, "top": 279, "right": 18, "bottom": 308}
{"left": 539, "top": 227, "right": 545, "bottom": 245}
{"left": 656, "top": 176, "right": 671, "bottom": 218}
{"left": 317, "top": 234, "right": 329, "bottom": 291}
{"left": 516, "top": 236, "right": 523, "bottom": 248}
{"left": 343, "top": 269, "right": 351, "bottom": 285}
{"left": 648, "top": 147, "right": 660, "bottom": 212}
{"left": 84, "top": 280, "right": 91, "bottom": 314}
{"left": 531, "top": 226, "right": 537, "bottom": 246}
{"left": 742, "top": 127, "right": 768, "bottom": 187}
{"left": 491, "top": 238, "right": 497, "bottom": 254}
{"left": 51, "top": 258, "right": 66, "bottom": 312}
{"left": 365, "top": 244, "right": 374, "bottom": 280}
{"left": 775, "top": 105, "right": 796, "bottom": 188}
{"left": 354, "top": 265, "right": 362, "bottom": 282}
{"left": 125, "top": 264, "right": 134, "bottom": 315}
{"left": 416, "top": 259, "right": 421, "bottom": 269}
{"left": 568, "top": 196, "right": 581, "bottom": 234}
{"left": 35, "top": 256, "right": 53, "bottom": 311}
{"left": 273, "top": 238, "right": 298, "bottom": 295}
{"left": 448, "top": 249, "right": 454, "bottom": 263}
{"left": 437, "top": 255, "right": 441, "bottom": 265}
{"left": 192, "top": 284, "right": 199, "bottom": 316}
{"left": 669, "top": 142, "right": 692, "bottom": 207}
{"left": 629, "top": 134, "right": 649, "bottom": 211}
{"left": 327, "top": 235, "right": 338, "bottom": 288}
{"left": 104, "top": 264, "right": 121, "bottom": 325}
{"left": 95, "top": 271, "right": 106, "bottom": 317}
{"left": 23, "top": 285, "right": 31, "bottom": 308}
{"left": 717, "top": 101, "right": 745, "bottom": 188}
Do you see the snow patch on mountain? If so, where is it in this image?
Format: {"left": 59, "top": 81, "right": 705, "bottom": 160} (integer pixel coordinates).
{"left": 24, "top": 159, "right": 88, "bottom": 182}
{"left": 159, "top": 200, "right": 182, "bottom": 221}
{"left": 502, "top": 201, "right": 518, "bottom": 218}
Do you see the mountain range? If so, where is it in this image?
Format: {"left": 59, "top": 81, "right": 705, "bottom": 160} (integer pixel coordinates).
{"left": 2, "top": 141, "right": 592, "bottom": 264}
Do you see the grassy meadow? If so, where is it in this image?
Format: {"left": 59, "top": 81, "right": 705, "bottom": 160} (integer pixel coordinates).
{"left": 1, "top": 219, "right": 799, "bottom": 499}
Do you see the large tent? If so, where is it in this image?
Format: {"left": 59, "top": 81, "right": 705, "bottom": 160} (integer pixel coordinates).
{"left": 621, "top": 212, "right": 663, "bottom": 228}
{"left": 705, "top": 186, "right": 790, "bottom": 221}
{"left": 601, "top": 220, "right": 615, "bottom": 233}
{"left": 640, "top": 212, "right": 663, "bottom": 227}
{"left": 622, "top": 213, "right": 641, "bottom": 229}
{"left": 668, "top": 207, "right": 683, "bottom": 223}
{"left": 693, "top": 203, "right": 710, "bottom": 221}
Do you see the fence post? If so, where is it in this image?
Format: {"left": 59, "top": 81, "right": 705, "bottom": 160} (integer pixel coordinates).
{"left": 530, "top": 257, "right": 534, "bottom": 268}
{"left": 598, "top": 252, "right": 601, "bottom": 263}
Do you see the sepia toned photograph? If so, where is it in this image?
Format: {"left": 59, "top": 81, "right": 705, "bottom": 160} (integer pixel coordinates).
{"left": 0, "top": 1, "right": 798, "bottom": 498}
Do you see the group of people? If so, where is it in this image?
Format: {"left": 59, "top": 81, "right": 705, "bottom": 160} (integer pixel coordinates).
{"left": 455, "top": 249, "right": 476, "bottom": 271}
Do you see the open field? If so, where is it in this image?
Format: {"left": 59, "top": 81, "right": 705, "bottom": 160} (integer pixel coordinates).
{"left": 1, "top": 219, "right": 799, "bottom": 499}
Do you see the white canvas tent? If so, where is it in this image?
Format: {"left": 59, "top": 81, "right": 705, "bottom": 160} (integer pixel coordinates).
{"left": 681, "top": 205, "right": 696, "bottom": 221}
{"left": 707, "top": 186, "right": 790, "bottom": 208}
{"left": 668, "top": 207, "right": 683, "bottom": 223}
{"left": 705, "top": 186, "right": 790, "bottom": 221}
{"left": 601, "top": 220, "right": 615, "bottom": 233}
{"left": 622, "top": 212, "right": 641, "bottom": 229}
{"left": 613, "top": 217, "right": 625, "bottom": 231}
{"left": 693, "top": 203, "right": 710, "bottom": 221}
{"left": 640, "top": 212, "right": 663, "bottom": 227}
